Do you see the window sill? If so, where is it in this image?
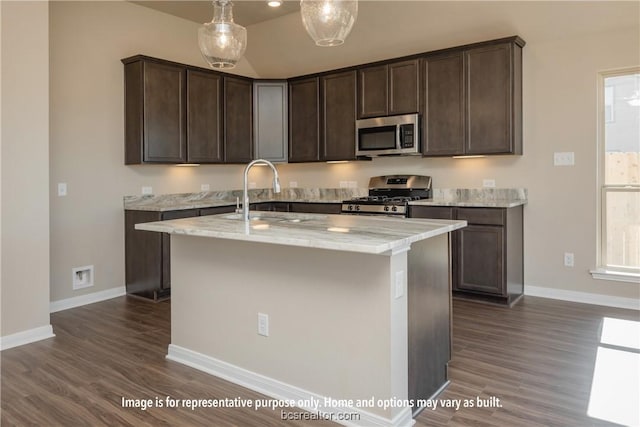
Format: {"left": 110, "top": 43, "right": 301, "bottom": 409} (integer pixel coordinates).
{"left": 591, "top": 268, "right": 640, "bottom": 284}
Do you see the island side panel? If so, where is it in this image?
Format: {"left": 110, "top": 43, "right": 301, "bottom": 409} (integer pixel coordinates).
{"left": 407, "top": 233, "right": 451, "bottom": 412}
{"left": 169, "top": 235, "right": 409, "bottom": 420}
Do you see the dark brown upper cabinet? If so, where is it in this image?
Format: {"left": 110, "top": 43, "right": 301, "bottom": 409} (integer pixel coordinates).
{"left": 465, "top": 41, "right": 522, "bottom": 155}
{"left": 288, "top": 77, "right": 320, "bottom": 162}
{"left": 357, "top": 59, "right": 419, "bottom": 119}
{"left": 321, "top": 70, "right": 357, "bottom": 161}
{"left": 186, "top": 70, "right": 223, "bottom": 163}
{"left": 422, "top": 37, "right": 524, "bottom": 157}
{"left": 124, "top": 58, "right": 187, "bottom": 164}
{"left": 223, "top": 75, "right": 253, "bottom": 163}
{"left": 422, "top": 52, "right": 465, "bottom": 156}
{"left": 123, "top": 55, "right": 229, "bottom": 165}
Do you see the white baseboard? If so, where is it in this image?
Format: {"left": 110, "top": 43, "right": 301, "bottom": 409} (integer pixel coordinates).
{"left": 0, "top": 325, "right": 55, "bottom": 351}
{"left": 525, "top": 285, "right": 640, "bottom": 311}
{"left": 50, "top": 286, "right": 126, "bottom": 313}
{"left": 167, "top": 344, "right": 415, "bottom": 427}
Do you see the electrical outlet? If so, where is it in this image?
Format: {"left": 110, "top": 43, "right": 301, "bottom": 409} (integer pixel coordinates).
{"left": 258, "top": 313, "right": 269, "bottom": 337}
{"left": 249, "top": 182, "right": 257, "bottom": 189}
{"left": 554, "top": 152, "right": 575, "bottom": 166}
{"left": 201, "top": 184, "right": 210, "bottom": 191}
{"left": 58, "top": 183, "right": 67, "bottom": 197}
{"left": 339, "top": 181, "right": 348, "bottom": 188}
{"left": 289, "top": 181, "right": 298, "bottom": 188}
{"left": 142, "top": 186, "right": 153, "bottom": 195}
{"left": 564, "top": 252, "right": 575, "bottom": 267}
{"left": 483, "top": 179, "right": 496, "bottom": 188}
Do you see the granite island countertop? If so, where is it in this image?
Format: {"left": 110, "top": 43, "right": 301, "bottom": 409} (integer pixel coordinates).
{"left": 135, "top": 211, "right": 467, "bottom": 255}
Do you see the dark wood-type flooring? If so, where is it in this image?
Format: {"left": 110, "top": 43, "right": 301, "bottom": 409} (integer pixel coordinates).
{"left": 1, "top": 295, "right": 637, "bottom": 426}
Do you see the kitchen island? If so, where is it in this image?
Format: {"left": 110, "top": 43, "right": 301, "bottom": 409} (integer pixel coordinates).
{"left": 136, "top": 212, "right": 466, "bottom": 427}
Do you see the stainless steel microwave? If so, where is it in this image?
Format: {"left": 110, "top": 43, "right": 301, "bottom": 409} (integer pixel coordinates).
{"left": 355, "top": 113, "right": 420, "bottom": 157}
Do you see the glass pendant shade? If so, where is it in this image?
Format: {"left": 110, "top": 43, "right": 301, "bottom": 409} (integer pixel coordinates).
{"left": 198, "top": 0, "right": 247, "bottom": 69}
{"left": 300, "top": 0, "right": 358, "bottom": 47}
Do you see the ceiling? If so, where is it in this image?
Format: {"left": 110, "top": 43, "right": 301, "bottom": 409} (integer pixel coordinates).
{"left": 131, "top": 0, "right": 301, "bottom": 27}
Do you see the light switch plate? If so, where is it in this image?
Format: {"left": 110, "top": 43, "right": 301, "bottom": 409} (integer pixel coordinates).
{"left": 554, "top": 152, "right": 575, "bottom": 166}
{"left": 58, "top": 183, "right": 67, "bottom": 197}
{"left": 201, "top": 184, "right": 210, "bottom": 191}
{"left": 257, "top": 313, "right": 269, "bottom": 337}
{"left": 289, "top": 181, "right": 298, "bottom": 188}
{"left": 483, "top": 179, "right": 496, "bottom": 188}
{"left": 142, "top": 186, "right": 153, "bottom": 195}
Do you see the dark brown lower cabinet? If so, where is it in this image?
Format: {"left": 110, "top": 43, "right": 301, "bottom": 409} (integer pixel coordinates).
{"left": 125, "top": 202, "right": 340, "bottom": 301}
{"left": 125, "top": 206, "right": 235, "bottom": 301}
{"left": 409, "top": 205, "right": 523, "bottom": 306}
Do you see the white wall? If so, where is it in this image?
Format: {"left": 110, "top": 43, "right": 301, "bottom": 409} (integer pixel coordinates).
{"left": 48, "top": 1, "right": 639, "bottom": 307}
{"left": 1, "top": 1, "right": 51, "bottom": 337}
{"left": 49, "top": 1, "right": 260, "bottom": 302}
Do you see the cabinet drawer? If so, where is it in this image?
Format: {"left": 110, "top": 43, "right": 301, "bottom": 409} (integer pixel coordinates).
{"left": 162, "top": 209, "right": 200, "bottom": 220}
{"left": 290, "top": 203, "right": 341, "bottom": 214}
{"left": 409, "top": 206, "right": 454, "bottom": 220}
{"left": 456, "top": 208, "right": 504, "bottom": 226}
{"left": 199, "top": 206, "right": 236, "bottom": 216}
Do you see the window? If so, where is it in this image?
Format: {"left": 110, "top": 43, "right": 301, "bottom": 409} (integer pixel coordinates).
{"left": 604, "top": 86, "right": 614, "bottom": 123}
{"left": 594, "top": 69, "right": 640, "bottom": 280}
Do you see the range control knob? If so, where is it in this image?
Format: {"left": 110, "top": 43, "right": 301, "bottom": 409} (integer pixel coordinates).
{"left": 356, "top": 205, "right": 361, "bottom": 211}
{"left": 348, "top": 205, "right": 353, "bottom": 211}
{"left": 384, "top": 206, "right": 390, "bottom": 212}
{"left": 391, "top": 206, "right": 398, "bottom": 212}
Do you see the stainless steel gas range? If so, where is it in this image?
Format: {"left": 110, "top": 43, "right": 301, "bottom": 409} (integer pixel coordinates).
{"left": 341, "top": 175, "right": 432, "bottom": 217}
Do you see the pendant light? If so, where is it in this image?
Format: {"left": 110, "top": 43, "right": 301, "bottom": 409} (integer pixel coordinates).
{"left": 198, "top": 0, "right": 247, "bottom": 69}
{"left": 300, "top": 0, "right": 358, "bottom": 47}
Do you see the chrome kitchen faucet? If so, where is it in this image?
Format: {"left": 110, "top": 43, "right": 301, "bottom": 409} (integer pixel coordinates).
{"left": 242, "top": 159, "right": 281, "bottom": 222}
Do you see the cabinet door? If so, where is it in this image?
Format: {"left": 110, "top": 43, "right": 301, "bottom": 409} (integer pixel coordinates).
{"left": 389, "top": 59, "right": 419, "bottom": 115}
{"left": 288, "top": 77, "right": 320, "bottom": 162}
{"left": 224, "top": 76, "right": 253, "bottom": 163}
{"left": 422, "top": 53, "right": 465, "bottom": 156}
{"left": 408, "top": 205, "right": 459, "bottom": 290}
{"left": 161, "top": 209, "right": 200, "bottom": 290}
{"left": 125, "top": 210, "right": 162, "bottom": 296}
{"left": 322, "top": 71, "right": 357, "bottom": 161}
{"left": 143, "top": 61, "right": 187, "bottom": 163}
{"left": 457, "top": 225, "right": 505, "bottom": 295}
{"left": 358, "top": 64, "right": 388, "bottom": 118}
{"left": 187, "top": 70, "right": 223, "bottom": 163}
{"left": 465, "top": 42, "right": 515, "bottom": 155}
{"left": 254, "top": 81, "right": 288, "bottom": 162}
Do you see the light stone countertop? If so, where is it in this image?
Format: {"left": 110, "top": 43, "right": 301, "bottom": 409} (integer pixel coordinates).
{"left": 136, "top": 211, "right": 467, "bottom": 255}
{"left": 409, "top": 188, "right": 527, "bottom": 208}
{"left": 124, "top": 188, "right": 367, "bottom": 212}
{"left": 124, "top": 188, "right": 527, "bottom": 211}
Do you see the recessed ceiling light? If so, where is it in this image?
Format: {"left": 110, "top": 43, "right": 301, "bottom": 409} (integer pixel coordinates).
{"left": 267, "top": 0, "right": 282, "bottom": 7}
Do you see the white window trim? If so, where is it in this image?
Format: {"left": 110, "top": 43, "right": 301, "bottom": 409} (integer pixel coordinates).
{"left": 590, "top": 268, "right": 640, "bottom": 284}
{"left": 593, "top": 67, "right": 640, "bottom": 283}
